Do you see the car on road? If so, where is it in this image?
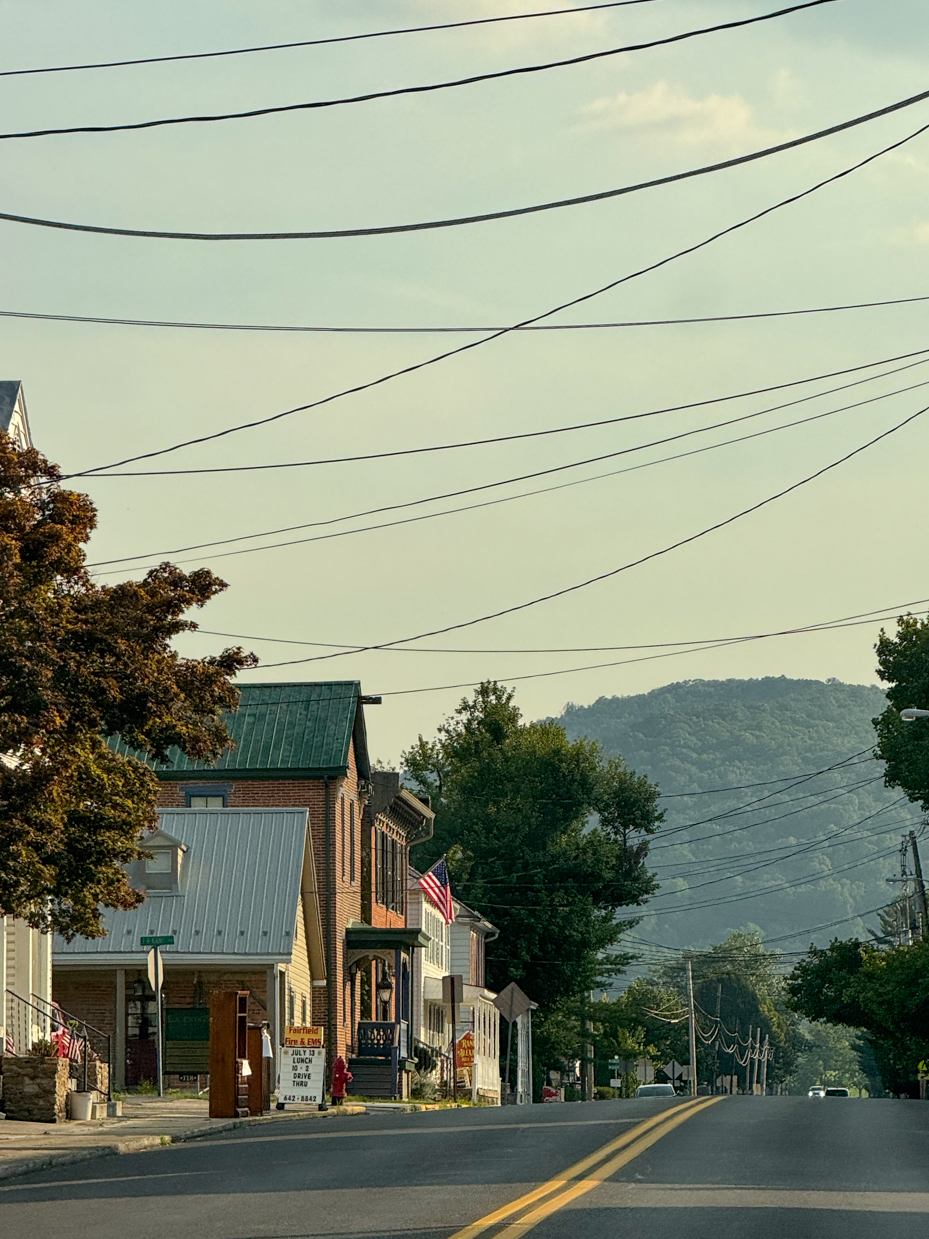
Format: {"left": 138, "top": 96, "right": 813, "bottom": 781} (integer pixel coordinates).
{"left": 808, "top": 1086, "right": 825, "bottom": 1097}
{"left": 635, "top": 1083, "right": 677, "bottom": 1098}
{"left": 824, "top": 1087, "right": 850, "bottom": 1097}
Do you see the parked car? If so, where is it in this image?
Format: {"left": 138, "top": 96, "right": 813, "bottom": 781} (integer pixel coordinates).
{"left": 824, "top": 1087, "right": 850, "bottom": 1097}
{"left": 635, "top": 1083, "right": 677, "bottom": 1098}
{"left": 808, "top": 1086, "right": 825, "bottom": 1097}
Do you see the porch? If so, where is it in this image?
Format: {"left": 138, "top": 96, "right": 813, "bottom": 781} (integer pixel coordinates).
{"left": 343, "top": 926, "right": 428, "bottom": 1100}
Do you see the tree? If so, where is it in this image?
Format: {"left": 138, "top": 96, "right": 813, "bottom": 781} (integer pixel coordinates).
{"left": 785, "top": 1022, "right": 870, "bottom": 1096}
{"left": 0, "top": 431, "right": 255, "bottom": 939}
{"left": 403, "top": 682, "right": 662, "bottom": 1065}
{"left": 654, "top": 931, "right": 801, "bottom": 1089}
{"left": 786, "top": 938, "right": 929, "bottom": 1093}
{"left": 874, "top": 615, "right": 929, "bottom": 808}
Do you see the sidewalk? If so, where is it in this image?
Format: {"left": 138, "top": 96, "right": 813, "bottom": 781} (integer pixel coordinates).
{"left": 0, "top": 1095, "right": 366, "bottom": 1182}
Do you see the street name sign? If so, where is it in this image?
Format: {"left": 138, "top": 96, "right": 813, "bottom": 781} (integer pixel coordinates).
{"left": 279, "top": 1046, "right": 326, "bottom": 1104}
{"left": 140, "top": 935, "right": 174, "bottom": 947}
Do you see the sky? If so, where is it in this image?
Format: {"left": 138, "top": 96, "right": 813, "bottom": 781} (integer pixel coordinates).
{"left": 3, "top": 0, "right": 929, "bottom": 765}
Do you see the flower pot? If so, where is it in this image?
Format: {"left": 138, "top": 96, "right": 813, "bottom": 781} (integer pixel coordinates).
{"left": 69, "top": 1091, "right": 94, "bottom": 1121}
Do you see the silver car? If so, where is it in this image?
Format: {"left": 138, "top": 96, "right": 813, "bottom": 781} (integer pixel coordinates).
{"left": 635, "top": 1083, "right": 677, "bottom": 1098}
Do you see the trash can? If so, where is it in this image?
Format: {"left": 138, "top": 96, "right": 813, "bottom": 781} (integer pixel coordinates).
{"left": 69, "top": 1091, "right": 94, "bottom": 1121}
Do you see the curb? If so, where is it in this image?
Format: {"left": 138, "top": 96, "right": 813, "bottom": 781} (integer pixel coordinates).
{"left": 0, "top": 1105, "right": 368, "bottom": 1183}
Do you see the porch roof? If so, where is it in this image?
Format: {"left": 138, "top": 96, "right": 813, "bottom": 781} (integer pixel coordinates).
{"left": 345, "top": 926, "right": 430, "bottom": 953}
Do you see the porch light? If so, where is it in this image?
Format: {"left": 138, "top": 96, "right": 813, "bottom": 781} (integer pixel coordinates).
{"left": 377, "top": 975, "right": 394, "bottom": 1007}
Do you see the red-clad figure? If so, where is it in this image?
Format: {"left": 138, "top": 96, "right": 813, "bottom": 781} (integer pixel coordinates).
{"left": 331, "top": 1056, "right": 353, "bottom": 1105}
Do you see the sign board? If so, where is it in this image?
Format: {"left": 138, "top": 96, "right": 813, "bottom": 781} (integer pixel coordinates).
{"left": 442, "top": 974, "right": 464, "bottom": 1007}
{"left": 492, "top": 981, "right": 534, "bottom": 1024}
{"left": 609, "top": 1058, "right": 634, "bottom": 1075}
{"left": 284, "top": 1025, "right": 325, "bottom": 1048}
{"left": 663, "top": 1060, "right": 684, "bottom": 1080}
{"left": 636, "top": 1059, "right": 654, "bottom": 1083}
{"left": 278, "top": 1046, "right": 326, "bottom": 1104}
{"left": 610, "top": 1078, "right": 623, "bottom": 1088}
{"left": 141, "top": 935, "right": 174, "bottom": 947}
{"left": 456, "top": 1031, "right": 475, "bottom": 1070}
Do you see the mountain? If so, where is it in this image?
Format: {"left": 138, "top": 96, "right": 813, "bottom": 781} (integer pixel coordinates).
{"left": 557, "top": 678, "right": 912, "bottom": 954}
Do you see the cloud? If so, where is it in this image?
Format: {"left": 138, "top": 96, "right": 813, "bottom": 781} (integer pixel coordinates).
{"left": 580, "top": 81, "right": 782, "bottom": 149}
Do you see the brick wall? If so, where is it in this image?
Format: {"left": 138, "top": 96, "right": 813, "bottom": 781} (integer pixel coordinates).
{"left": 54, "top": 969, "right": 117, "bottom": 1039}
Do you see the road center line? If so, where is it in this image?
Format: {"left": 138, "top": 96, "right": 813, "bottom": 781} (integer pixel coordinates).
{"left": 492, "top": 1098, "right": 723, "bottom": 1236}
{"left": 447, "top": 1098, "right": 714, "bottom": 1239}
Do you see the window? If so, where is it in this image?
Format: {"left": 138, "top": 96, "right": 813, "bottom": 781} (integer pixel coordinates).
{"left": 183, "top": 784, "right": 231, "bottom": 808}
{"left": 144, "top": 850, "right": 172, "bottom": 873}
{"left": 340, "top": 795, "right": 346, "bottom": 882}
{"left": 301, "top": 995, "right": 307, "bottom": 1025}
{"left": 288, "top": 989, "right": 295, "bottom": 1024}
{"left": 376, "top": 830, "right": 385, "bottom": 905}
{"left": 349, "top": 800, "right": 356, "bottom": 884}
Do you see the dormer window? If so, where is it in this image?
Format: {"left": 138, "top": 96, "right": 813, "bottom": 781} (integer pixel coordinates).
{"left": 189, "top": 795, "right": 225, "bottom": 808}
{"left": 131, "top": 829, "right": 186, "bottom": 894}
{"left": 183, "top": 783, "right": 231, "bottom": 808}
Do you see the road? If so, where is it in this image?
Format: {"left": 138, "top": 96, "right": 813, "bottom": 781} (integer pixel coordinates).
{"left": 2, "top": 1096, "right": 928, "bottom": 1238}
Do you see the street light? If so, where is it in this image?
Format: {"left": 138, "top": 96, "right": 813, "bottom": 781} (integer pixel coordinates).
{"left": 900, "top": 708, "right": 929, "bottom": 721}
{"left": 377, "top": 973, "right": 394, "bottom": 1015}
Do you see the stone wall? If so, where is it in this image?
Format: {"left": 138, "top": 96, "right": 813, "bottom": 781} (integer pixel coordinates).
{"left": 1, "top": 1056, "right": 70, "bottom": 1122}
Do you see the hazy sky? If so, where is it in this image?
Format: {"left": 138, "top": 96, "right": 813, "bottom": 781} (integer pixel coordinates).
{"left": 3, "top": 0, "right": 929, "bottom": 764}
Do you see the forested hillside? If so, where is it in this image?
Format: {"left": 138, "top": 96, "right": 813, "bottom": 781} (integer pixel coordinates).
{"left": 558, "top": 678, "right": 912, "bottom": 952}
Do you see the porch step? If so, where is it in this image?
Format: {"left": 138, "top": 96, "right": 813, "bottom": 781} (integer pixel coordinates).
{"left": 347, "top": 1058, "right": 394, "bottom": 1099}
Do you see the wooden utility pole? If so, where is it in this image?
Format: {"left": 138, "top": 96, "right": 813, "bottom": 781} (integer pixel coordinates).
{"left": 909, "top": 832, "right": 929, "bottom": 938}
{"left": 686, "top": 961, "right": 698, "bottom": 1097}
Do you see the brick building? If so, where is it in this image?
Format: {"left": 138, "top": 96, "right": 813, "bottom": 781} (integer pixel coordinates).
{"left": 109, "top": 680, "right": 381, "bottom": 1066}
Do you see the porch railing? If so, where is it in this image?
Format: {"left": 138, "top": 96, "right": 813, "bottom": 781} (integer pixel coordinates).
{"left": 356, "top": 1021, "right": 409, "bottom": 1059}
{"left": 4, "top": 989, "right": 111, "bottom": 1101}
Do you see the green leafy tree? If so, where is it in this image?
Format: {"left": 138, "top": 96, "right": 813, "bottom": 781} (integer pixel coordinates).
{"left": 786, "top": 1022, "right": 870, "bottom": 1095}
{"left": 653, "top": 931, "right": 801, "bottom": 1089}
{"left": 0, "top": 432, "right": 255, "bottom": 939}
{"left": 404, "top": 682, "right": 662, "bottom": 1065}
{"left": 874, "top": 614, "right": 929, "bottom": 808}
{"left": 786, "top": 938, "right": 929, "bottom": 1093}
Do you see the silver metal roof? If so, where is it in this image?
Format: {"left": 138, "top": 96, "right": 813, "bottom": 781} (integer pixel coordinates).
{"left": 54, "top": 808, "right": 311, "bottom": 962}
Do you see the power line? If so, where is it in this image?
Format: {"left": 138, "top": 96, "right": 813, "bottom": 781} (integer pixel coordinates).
{"left": 88, "top": 367, "right": 929, "bottom": 569}
{"left": 225, "top": 404, "right": 929, "bottom": 660}
{"left": 63, "top": 116, "right": 929, "bottom": 478}
{"left": 0, "top": 3, "right": 834, "bottom": 144}
{"left": 648, "top": 797, "right": 907, "bottom": 896}
{"left": 6, "top": 79, "right": 928, "bottom": 246}
{"left": 83, "top": 350, "right": 929, "bottom": 483}
{"left": 190, "top": 596, "right": 928, "bottom": 660}
{"left": 640, "top": 844, "right": 903, "bottom": 917}
{"left": 0, "top": 4, "right": 693, "bottom": 78}
{"left": 7, "top": 290, "right": 929, "bottom": 336}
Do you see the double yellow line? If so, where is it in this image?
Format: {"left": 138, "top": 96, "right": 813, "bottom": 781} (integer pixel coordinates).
{"left": 450, "top": 1096, "right": 723, "bottom": 1239}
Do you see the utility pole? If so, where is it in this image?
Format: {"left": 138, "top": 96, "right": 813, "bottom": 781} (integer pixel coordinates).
{"left": 685, "top": 961, "right": 698, "bottom": 1097}
{"left": 909, "top": 832, "right": 929, "bottom": 939}
{"left": 713, "top": 981, "right": 722, "bottom": 1095}
{"left": 760, "top": 1034, "right": 769, "bottom": 1096}
{"left": 744, "top": 1024, "right": 752, "bottom": 1095}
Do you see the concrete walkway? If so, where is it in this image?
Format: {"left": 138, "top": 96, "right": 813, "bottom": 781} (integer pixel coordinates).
{"left": 0, "top": 1095, "right": 366, "bottom": 1181}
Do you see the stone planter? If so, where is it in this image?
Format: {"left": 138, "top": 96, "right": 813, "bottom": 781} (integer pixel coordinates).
{"left": 1, "top": 1057, "right": 71, "bottom": 1122}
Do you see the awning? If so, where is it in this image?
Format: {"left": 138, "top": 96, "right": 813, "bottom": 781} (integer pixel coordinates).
{"left": 423, "top": 976, "right": 496, "bottom": 1003}
{"left": 345, "top": 927, "right": 430, "bottom": 952}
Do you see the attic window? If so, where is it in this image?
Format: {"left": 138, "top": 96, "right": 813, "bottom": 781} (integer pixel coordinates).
{"left": 189, "top": 794, "right": 225, "bottom": 808}
{"left": 145, "top": 850, "right": 172, "bottom": 874}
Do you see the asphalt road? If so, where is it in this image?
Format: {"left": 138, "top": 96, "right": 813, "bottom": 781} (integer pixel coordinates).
{"left": 2, "top": 1096, "right": 928, "bottom": 1239}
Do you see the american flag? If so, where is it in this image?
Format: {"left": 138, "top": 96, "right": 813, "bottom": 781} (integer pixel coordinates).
{"left": 419, "top": 858, "right": 455, "bottom": 925}
{"left": 50, "top": 1004, "right": 82, "bottom": 1062}
{"left": 4, "top": 1030, "right": 14, "bottom": 1056}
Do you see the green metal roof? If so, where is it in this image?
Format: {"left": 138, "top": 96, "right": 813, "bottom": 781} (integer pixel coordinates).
{"left": 110, "top": 681, "right": 370, "bottom": 780}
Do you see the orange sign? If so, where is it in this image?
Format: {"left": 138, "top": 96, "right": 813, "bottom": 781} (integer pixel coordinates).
{"left": 456, "top": 1031, "right": 475, "bottom": 1069}
{"left": 284, "top": 1025, "right": 325, "bottom": 1048}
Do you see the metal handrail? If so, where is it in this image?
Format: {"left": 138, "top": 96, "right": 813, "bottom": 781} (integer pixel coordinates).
{"left": 5, "top": 989, "right": 111, "bottom": 1102}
